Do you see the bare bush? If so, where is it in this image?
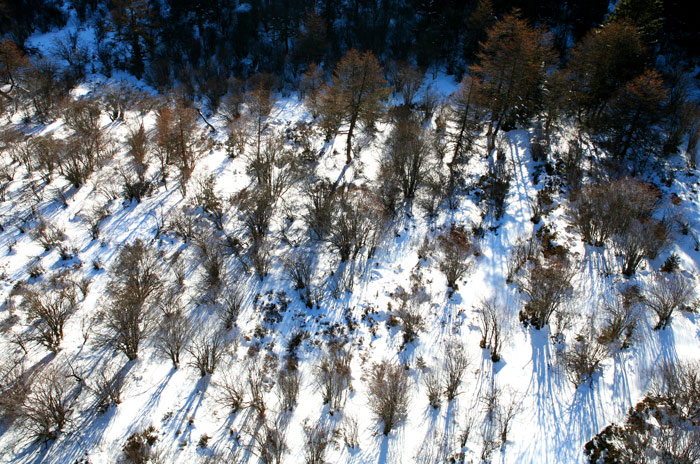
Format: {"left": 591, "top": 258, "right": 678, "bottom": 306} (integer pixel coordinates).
{"left": 560, "top": 139, "right": 584, "bottom": 188}
{"left": 367, "top": 360, "right": 411, "bottom": 435}
{"left": 237, "top": 186, "right": 273, "bottom": 244}
{"left": 0, "top": 357, "right": 30, "bottom": 422}
{"left": 20, "top": 366, "right": 75, "bottom": 442}
{"left": 388, "top": 61, "right": 424, "bottom": 107}
{"left": 443, "top": 339, "right": 471, "bottom": 401}
{"left": 219, "top": 284, "right": 245, "bottom": 330}
{"left": 31, "top": 216, "right": 66, "bottom": 251}
{"left": 598, "top": 289, "right": 642, "bottom": 350}
{"left": 303, "top": 420, "right": 332, "bottom": 464}
{"left": 497, "top": 389, "right": 524, "bottom": 450}
{"left": 247, "top": 134, "right": 300, "bottom": 202}
{"left": 422, "top": 368, "right": 442, "bottom": 409}
{"left": 155, "top": 310, "right": 192, "bottom": 369}
{"left": 314, "top": 342, "right": 352, "bottom": 414}
{"left": 391, "top": 286, "right": 428, "bottom": 346}
{"left": 476, "top": 298, "right": 508, "bottom": 362}
{"left": 506, "top": 234, "right": 539, "bottom": 283}
{"left": 341, "top": 413, "right": 359, "bottom": 448}
{"left": 327, "top": 186, "right": 387, "bottom": 262}
{"left": 193, "top": 173, "right": 225, "bottom": 229}
{"left": 195, "top": 235, "right": 225, "bottom": 292}
{"left": 91, "top": 365, "right": 125, "bottom": 413}
{"left": 304, "top": 181, "right": 335, "bottom": 241}
{"left": 58, "top": 99, "right": 109, "bottom": 187}
{"left": 643, "top": 272, "right": 696, "bottom": 330}
{"left": 101, "top": 82, "right": 138, "bottom": 122}
{"left": 586, "top": 362, "right": 700, "bottom": 463}
{"left": 246, "top": 414, "right": 287, "bottom": 464}
{"left": 246, "top": 358, "right": 269, "bottom": 418}
{"left": 126, "top": 123, "right": 149, "bottom": 179}
{"left": 570, "top": 178, "right": 659, "bottom": 247}
{"left": 188, "top": 329, "right": 225, "bottom": 377}
{"left": 481, "top": 149, "right": 512, "bottom": 221}
{"left": 651, "top": 362, "right": 700, "bottom": 422}
{"left": 437, "top": 225, "right": 477, "bottom": 292}
{"left": 613, "top": 217, "right": 671, "bottom": 277}
{"left": 518, "top": 257, "right": 575, "bottom": 329}
{"left": 101, "top": 240, "right": 162, "bottom": 360}
{"left": 215, "top": 370, "right": 246, "bottom": 414}
{"left": 123, "top": 426, "right": 159, "bottom": 464}
{"left": 564, "top": 319, "right": 609, "bottom": 387}
{"left": 225, "top": 118, "right": 250, "bottom": 158}
{"left": 22, "top": 282, "right": 77, "bottom": 352}
{"left": 82, "top": 203, "right": 109, "bottom": 240}
{"left": 283, "top": 252, "right": 314, "bottom": 306}
{"left": 277, "top": 368, "right": 301, "bottom": 411}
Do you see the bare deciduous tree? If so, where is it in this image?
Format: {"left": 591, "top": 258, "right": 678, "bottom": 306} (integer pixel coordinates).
{"left": 327, "top": 186, "right": 387, "bottom": 262}
{"left": 155, "top": 310, "right": 192, "bottom": 369}
{"left": 188, "top": 329, "right": 225, "bottom": 377}
{"left": 378, "top": 116, "right": 431, "bottom": 212}
{"left": 476, "top": 298, "right": 508, "bottom": 362}
{"left": 643, "top": 272, "right": 696, "bottom": 330}
{"left": 154, "top": 97, "right": 210, "bottom": 195}
{"left": 22, "top": 282, "right": 77, "bottom": 352}
{"left": 101, "top": 240, "right": 162, "bottom": 360}
{"left": 367, "top": 360, "right": 411, "bottom": 435}
{"left": 437, "top": 225, "right": 477, "bottom": 293}
{"left": 20, "top": 366, "right": 75, "bottom": 442}
{"left": 449, "top": 75, "right": 482, "bottom": 162}
{"left": 388, "top": 61, "right": 424, "bottom": 107}
{"left": 518, "top": 257, "right": 575, "bottom": 329}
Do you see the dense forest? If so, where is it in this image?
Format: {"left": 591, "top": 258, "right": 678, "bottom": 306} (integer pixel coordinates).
{"left": 1, "top": 0, "right": 700, "bottom": 463}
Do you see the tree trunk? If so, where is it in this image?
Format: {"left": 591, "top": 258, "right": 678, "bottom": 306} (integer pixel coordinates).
{"left": 346, "top": 115, "right": 357, "bottom": 164}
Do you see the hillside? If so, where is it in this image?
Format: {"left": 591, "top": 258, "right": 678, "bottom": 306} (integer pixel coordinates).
{"left": 1, "top": 2, "right": 700, "bottom": 464}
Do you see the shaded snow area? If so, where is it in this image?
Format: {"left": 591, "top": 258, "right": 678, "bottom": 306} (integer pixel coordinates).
{"left": 1, "top": 75, "right": 700, "bottom": 464}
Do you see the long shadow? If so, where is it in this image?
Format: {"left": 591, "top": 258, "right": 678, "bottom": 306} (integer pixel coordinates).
{"left": 169, "top": 376, "right": 211, "bottom": 442}
{"left": 513, "top": 327, "right": 568, "bottom": 463}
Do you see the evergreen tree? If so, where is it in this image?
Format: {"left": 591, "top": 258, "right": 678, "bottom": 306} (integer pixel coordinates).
{"left": 108, "top": 0, "right": 157, "bottom": 78}
{"left": 608, "top": 0, "right": 664, "bottom": 46}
